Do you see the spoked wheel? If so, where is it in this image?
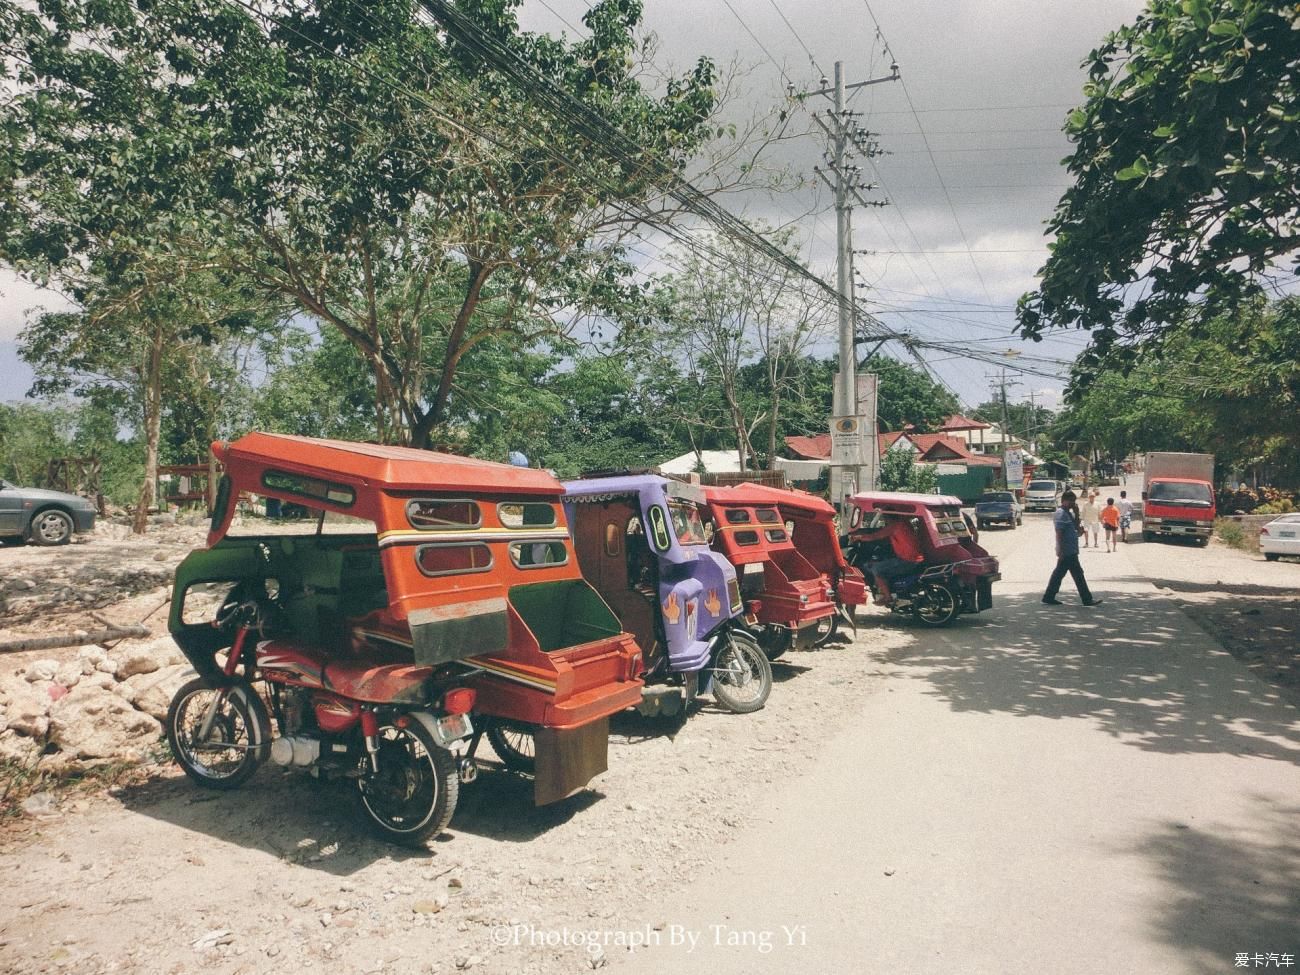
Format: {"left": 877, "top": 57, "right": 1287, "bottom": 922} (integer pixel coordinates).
{"left": 486, "top": 720, "right": 537, "bottom": 775}
{"left": 912, "top": 583, "right": 959, "bottom": 627}
{"left": 166, "top": 678, "right": 270, "bottom": 790}
{"left": 757, "top": 626, "right": 789, "bottom": 661}
{"left": 710, "top": 630, "right": 772, "bottom": 714}
{"left": 355, "top": 720, "right": 457, "bottom": 847}
{"left": 811, "top": 612, "right": 839, "bottom": 648}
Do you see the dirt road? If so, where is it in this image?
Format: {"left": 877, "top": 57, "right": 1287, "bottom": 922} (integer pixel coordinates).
{"left": 614, "top": 516, "right": 1300, "bottom": 975}
{"left": 1, "top": 517, "right": 1296, "bottom": 974}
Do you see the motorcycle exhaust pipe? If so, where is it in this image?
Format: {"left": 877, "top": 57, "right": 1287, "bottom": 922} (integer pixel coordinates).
{"left": 457, "top": 757, "right": 478, "bottom": 784}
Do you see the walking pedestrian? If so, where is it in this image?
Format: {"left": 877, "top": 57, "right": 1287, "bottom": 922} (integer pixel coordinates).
{"left": 1101, "top": 497, "right": 1120, "bottom": 552}
{"left": 1118, "top": 490, "right": 1134, "bottom": 542}
{"left": 1042, "top": 490, "right": 1103, "bottom": 606}
{"left": 1080, "top": 490, "right": 1101, "bottom": 549}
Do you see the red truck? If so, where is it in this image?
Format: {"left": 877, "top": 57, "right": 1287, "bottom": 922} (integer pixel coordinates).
{"left": 1141, "top": 452, "right": 1216, "bottom": 545}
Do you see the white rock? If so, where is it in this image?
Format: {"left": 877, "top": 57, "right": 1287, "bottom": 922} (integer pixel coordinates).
{"left": 124, "top": 664, "right": 194, "bottom": 723}
{"left": 95, "top": 659, "right": 118, "bottom": 675}
{"left": 24, "top": 659, "right": 59, "bottom": 683}
{"left": 3, "top": 684, "right": 51, "bottom": 738}
{"left": 54, "top": 664, "right": 82, "bottom": 690}
{"left": 115, "top": 650, "right": 162, "bottom": 680}
{"left": 0, "top": 730, "right": 40, "bottom": 763}
{"left": 48, "top": 683, "right": 160, "bottom": 759}
{"left": 21, "top": 791, "right": 58, "bottom": 817}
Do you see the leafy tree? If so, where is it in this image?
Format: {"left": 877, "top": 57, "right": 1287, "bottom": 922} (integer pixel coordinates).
{"left": 971, "top": 400, "right": 1056, "bottom": 445}
{"left": 861, "top": 355, "right": 960, "bottom": 433}
{"left": 20, "top": 271, "right": 277, "bottom": 532}
{"left": 660, "top": 229, "right": 833, "bottom": 470}
{"left": 878, "top": 446, "right": 938, "bottom": 494}
{"left": 1018, "top": 0, "right": 1300, "bottom": 356}
{"left": 1, "top": 0, "right": 720, "bottom": 447}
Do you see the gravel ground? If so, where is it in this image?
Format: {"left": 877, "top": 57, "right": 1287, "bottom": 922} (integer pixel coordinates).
{"left": 1123, "top": 529, "right": 1300, "bottom": 707}
{"left": 0, "top": 580, "right": 912, "bottom": 975}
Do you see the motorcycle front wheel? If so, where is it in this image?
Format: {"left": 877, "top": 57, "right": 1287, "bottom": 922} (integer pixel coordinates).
{"left": 355, "top": 720, "right": 458, "bottom": 847}
{"left": 710, "top": 630, "right": 773, "bottom": 714}
{"left": 166, "top": 678, "right": 270, "bottom": 790}
{"left": 912, "top": 583, "right": 959, "bottom": 627}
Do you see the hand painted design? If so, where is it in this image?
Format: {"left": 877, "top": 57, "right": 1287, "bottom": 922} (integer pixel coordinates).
{"left": 704, "top": 589, "right": 722, "bottom": 617}
{"left": 662, "top": 592, "right": 681, "bottom": 625}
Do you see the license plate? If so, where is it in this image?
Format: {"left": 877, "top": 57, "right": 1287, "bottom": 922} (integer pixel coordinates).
{"left": 1281, "top": 531, "right": 1296, "bottom": 538}
{"left": 433, "top": 712, "right": 473, "bottom": 747}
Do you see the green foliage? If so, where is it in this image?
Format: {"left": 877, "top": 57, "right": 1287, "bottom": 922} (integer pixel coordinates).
{"left": 1213, "top": 518, "right": 1251, "bottom": 551}
{"left": 879, "top": 448, "right": 938, "bottom": 494}
{"left": 1018, "top": 0, "right": 1300, "bottom": 355}
{"left": 0, "top": 402, "right": 77, "bottom": 485}
{"left": 1, "top": 0, "right": 719, "bottom": 447}
{"left": 864, "top": 356, "right": 960, "bottom": 433}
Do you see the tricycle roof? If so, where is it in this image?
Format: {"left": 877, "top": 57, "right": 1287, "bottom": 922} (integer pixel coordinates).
{"left": 704, "top": 482, "right": 834, "bottom": 516}
{"left": 217, "top": 432, "right": 560, "bottom": 496}
{"left": 850, "top": 491, "right": 965, "bottom": 510}
{"left": 564, "top": 473, "right": 703, "bottom": 505}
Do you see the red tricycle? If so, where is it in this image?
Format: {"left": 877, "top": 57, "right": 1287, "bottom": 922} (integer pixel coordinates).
{"left": 167, "top": 433, "right": 644, "bottom": 845}
{"left": 699, "top": 485, "right": 838, "bottom": 659}
{"left": 709, "top": 482, "right": 868, "bottom": 646}
{"left": 844, "top": 491, "right": 1000, "bottom": 627}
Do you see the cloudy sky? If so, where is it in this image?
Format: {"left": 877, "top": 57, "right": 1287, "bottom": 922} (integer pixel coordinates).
{"left": 1, "top": 0, "right": 1147, "bottom": 409}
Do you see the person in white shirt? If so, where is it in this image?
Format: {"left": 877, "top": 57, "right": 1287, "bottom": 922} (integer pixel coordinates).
{"left": 1079, "top": 490, "right": 1102, "bottom": 549}
{"left": 1118, "top": 490, "right": 1134, "bottom": 542}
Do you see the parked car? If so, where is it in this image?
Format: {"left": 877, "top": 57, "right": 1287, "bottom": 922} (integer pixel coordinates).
{"left": 0, "top": 479, "right": 97, "bottom": 546}
{"left": 1023, "top": 479, "right": 1062, "bottom": 512}
{"left": 1259, "top": 514, "right": 1300, "bottom": 562}
{"left": 975, "top": 491, "right": 1023, "bottom": 529}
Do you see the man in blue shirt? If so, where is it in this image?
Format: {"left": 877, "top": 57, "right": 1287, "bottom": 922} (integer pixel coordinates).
{"left": 1043, "top": 490, "right": 1103, "bottom": 606}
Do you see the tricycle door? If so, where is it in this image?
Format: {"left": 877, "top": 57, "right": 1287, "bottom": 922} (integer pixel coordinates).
{"left": 572, "top": 503, "right": 660, "bottom": 665}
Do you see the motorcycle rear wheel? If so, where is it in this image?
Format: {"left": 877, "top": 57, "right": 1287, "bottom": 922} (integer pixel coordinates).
{"left": 912, "top": 583, "right": 958, "bottom": 627}
{"left": 486, "top": 720, "right": 537, "bottom": 775}
{"left": 166, "top": 678, "right": 270, "bottom": 790}
{"left": 711, "top": 630, "right": 773, "bottom": 714}
{"left": 355, "top": 720, "right": 458, "bottom": 847}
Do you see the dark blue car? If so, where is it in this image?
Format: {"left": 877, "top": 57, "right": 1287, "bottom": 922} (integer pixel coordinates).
{"left": 0, "top": 479, "right": 97, "bottom": 545}
{"left": 975, "top": 491, "right": 1023, "bottom": 530}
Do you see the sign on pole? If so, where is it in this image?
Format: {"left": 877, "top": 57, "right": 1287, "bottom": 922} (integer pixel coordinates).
{"left": 1004, "top": 448, "right": 1024, "bottom": 487}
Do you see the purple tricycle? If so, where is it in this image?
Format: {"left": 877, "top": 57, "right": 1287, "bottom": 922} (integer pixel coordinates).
{"left": 563, "top": 474, "right": 772, "bottom": 715}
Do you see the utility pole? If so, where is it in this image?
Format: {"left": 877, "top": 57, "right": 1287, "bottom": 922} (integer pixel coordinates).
{"left": 807, "top": 59, "right": 898, "bottom": 503}
{"left": 987, "top": 367, "right": 1022, "bottom": 487}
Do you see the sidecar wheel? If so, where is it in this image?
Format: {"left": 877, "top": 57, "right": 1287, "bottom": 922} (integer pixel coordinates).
{"left": 710, "top": 630, "right": 772, "bottom": 714}
{"left": 486, "top": 720, "right": 537, "bottom": 775}
{"left": 757, "top": 626, "right": 789, "bottom": 661}
{"left": 811, "top": 613, "right": 838, "bottom": 648}
{"left": 166, "top": 678, "right": 269, "bottom": 790}
{"left": 912, "top": 583, "right": 958, "bottom": 628}
{"left": 355, "top": 720, "right": 457, "bottom": 847}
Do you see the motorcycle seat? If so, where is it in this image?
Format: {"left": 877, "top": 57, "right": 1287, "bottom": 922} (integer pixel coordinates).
{"left": 324, "top": 659, "right": 433, "bottom": 705}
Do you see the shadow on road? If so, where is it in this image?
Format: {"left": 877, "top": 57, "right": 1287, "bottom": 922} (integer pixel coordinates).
{"left": 1131, "top": 796, "right": 1300, "bottom": 972}
{"left": 880, "top": 591, "right": 1300, "bottom": 765}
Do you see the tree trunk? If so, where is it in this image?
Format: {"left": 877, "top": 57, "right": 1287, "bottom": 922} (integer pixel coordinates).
{"left": 415, "top": 261, "right": 490, "bottom": 449}
{"left": 766, "top": 389, "right": 782, "bottom": 470}
{"left": 132, "top": 326, "right": 164, "bottom": 535}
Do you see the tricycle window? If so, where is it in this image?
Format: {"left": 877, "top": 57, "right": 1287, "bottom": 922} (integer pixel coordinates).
{"left": 755, "top": 509, "right": 780, "bottom": 524}
{"left": 669, "top": 502, "right": 710, "bottom": 545}
{"left": 510, "top": 540, "right": 569, "bottom": 568}
{"left": 407, "top": 499, "right": 482, "bottom": 531}
{"left": 415, "top": 542, "right": 493, "bottom": 576}
{"left": 724, "top": 509, "right": 752, "bottom": 525}
{"left": 262, "top": 470, "right": 355, "bottom": 507}
{"left": 498, "top": 502, "right": 558, "bottom": 529}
